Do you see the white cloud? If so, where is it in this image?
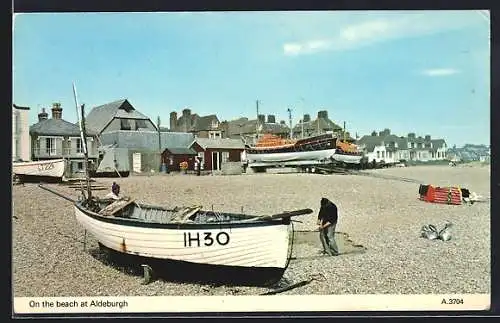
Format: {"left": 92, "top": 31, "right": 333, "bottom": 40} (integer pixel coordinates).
{"left": 420, "top": 68, "right": 460, "bottom": 76}
{"left": 282, "top": 12, "right": 482, "bottom": 56}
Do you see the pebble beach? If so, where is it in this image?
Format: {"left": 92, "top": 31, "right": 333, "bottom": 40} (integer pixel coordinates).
{"left": 12, "top": 164, "right": 491, "bottom": 297}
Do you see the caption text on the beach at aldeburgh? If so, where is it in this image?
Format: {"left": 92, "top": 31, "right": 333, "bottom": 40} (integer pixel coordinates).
{"left": 29, "top": 299, "right": 129, "bottom": 309}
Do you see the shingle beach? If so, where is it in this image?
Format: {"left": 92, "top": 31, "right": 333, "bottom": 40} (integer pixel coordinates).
{"left": 12, "top": 164, "right": 490, "bottom": 297}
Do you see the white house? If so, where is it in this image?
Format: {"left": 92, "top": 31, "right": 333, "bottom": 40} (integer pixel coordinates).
{"left": 358, "top": 130, "right": 447, "bottom": 164}
{"left": 356, "top": 131, "right": 408, "bottom": 164}
{"left": 12, "top": 104, "right": 31, "bottom": 161}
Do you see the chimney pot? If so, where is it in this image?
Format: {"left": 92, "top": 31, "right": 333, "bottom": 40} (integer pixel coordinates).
{"left": 38, "top": 108, "right": 48, "bottom": 122}
{"left": 51, "top": 103, "right": 62, "bottom": 119}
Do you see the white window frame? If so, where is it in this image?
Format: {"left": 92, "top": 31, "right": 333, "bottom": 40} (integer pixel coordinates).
{"left": 221, "top": 151, "right": 229, "bottom": 163}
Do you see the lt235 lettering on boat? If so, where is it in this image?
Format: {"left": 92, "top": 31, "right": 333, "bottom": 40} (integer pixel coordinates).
{"left": 183, "top": 231, "right": 230, "bottom": 247}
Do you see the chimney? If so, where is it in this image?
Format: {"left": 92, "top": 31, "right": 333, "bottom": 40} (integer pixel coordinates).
{"left": 267, "top": 114, "right": 276, "bottom": 123}
{"left": 169, "top": 111, "right": 177, "bottom": 131}
{"left": 425, "top": 134, "right": 431, "bottom": 141}
{"left": 317, "top": 110, "right": 328, "bottom": 119}
{"left": 371, "top": 131, "right": 377, "bottom": 136}
{"left": 303, "top": 114, "right": 311, "bottom": 122}
{"left": 38, "top": 108, "right": 48, "bottom": 122}
{"left": 182, "top": 108, "right": 191, "bottom": 130}
{"left": 51, "top": 102, "right": 62, "bottom": 119}
{"left": 258, "top": 114, "right": 265, "bottom": 124}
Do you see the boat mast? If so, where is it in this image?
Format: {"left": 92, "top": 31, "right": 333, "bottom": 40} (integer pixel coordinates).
{"left": 256, "top": 100, "right": 260, "bottom": 140}
{"left": 343, "top": 121, "right": 346, "bottom": 141}
{"left": 72, "top": 82, "right": 91, "bottom": 201}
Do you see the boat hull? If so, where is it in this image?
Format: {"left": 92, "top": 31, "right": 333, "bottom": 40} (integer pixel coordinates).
{"left": 247, "top": 148, "right": 337, "bottom": 163}
{"left": 246, "top": 149, "right": 363, "bottom": 164}
{"left": 74, "top": 204, "right": 292, "bottom": 284}
{"left": 97, "top": 242, "right": 285, "bottom": 286}
{"left": 12, "top": 159, "right": 66, "bottom": 182}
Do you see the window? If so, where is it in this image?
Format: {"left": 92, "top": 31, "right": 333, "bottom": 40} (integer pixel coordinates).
{"left": 136, "top": 119, "right": 147, "bottom": 129}
{"left": 76, "top": 138, "right": 83, "bottom": 153}
{"left": 211, "top": 120, "right": 219, "bottom": 129}
{"left": 77, "top": 162, "right": 84, "bottom": 170}
{"left": 209, "top": 131, "right": 222, "bottom": 139}
{"left": 381, "top": 151, "right": 385, "bottom": 158}
{"left": 45, "top": 138, "right": 56, "bottom": 155}
{"left": 120, "top": 119, "right": 131, "bottom": 130}
{"left": 222, "top": 151, "right": 229, "bottom": 163}
{"left": 377, "top": 151, "right": 380, "bottom": 159}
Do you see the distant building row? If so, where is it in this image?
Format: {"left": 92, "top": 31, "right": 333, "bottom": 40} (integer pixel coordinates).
{"left": 356, "top": 128, "right": 448, "bottom": 163}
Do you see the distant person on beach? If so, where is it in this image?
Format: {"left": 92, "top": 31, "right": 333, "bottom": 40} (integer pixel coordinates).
{"left": 104, "top": 182, "right": 120, "bottom": 200}
{"left": 317, "top": 197, "right": 339, "bottom": 256}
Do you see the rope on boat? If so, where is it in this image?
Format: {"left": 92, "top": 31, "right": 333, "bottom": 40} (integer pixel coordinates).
{"left": 350, "top": 171, "right": 425, "bottom": 184}
{"left": 38, "top": 184, "right": 76, "bottom": 203}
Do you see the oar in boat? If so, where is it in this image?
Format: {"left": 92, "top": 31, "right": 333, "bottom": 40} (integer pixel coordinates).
{"left": 240, "top": 208, "right": 313, "bottom": 222}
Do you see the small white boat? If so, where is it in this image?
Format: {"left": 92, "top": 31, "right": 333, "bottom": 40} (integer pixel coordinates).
{"left": 13, "top": 159, "right": 66, "bottom": 182}
{"left": 71, "top": 197, "right": 312, "bottom": 285}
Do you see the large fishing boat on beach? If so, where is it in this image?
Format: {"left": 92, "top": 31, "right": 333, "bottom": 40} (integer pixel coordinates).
{"left": 245, "top": 133, "right": 364, "bottom": 168}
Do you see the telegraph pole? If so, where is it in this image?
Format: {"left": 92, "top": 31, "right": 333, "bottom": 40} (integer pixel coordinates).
{"left": 300, "top": 97, "right": 305, "bottom": 138}
{"left": 287, "top": 107, "right": 293, "bottom": 139}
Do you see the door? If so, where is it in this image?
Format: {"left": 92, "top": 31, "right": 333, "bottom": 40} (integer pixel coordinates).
{"left": 212, "top": 151, "right": 219, "bottom": 171}
{"left": 132, "top": 152, "right": 142, "bottom": 173}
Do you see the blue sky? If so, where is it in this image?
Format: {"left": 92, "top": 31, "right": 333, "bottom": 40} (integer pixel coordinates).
{"left": 13, "top": 10, "right": 490, "bottom": 147}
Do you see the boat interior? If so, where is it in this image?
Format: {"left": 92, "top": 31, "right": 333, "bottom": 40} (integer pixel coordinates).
{"left": 85, "top": 198, "right": 260, "bottom": 224}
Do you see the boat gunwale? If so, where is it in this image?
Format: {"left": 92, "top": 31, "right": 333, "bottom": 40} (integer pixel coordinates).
{"left": 12, "top": 159, "right": 66, "bottom": 167}
{"left": 74, "top": 201, "right": 291, "bottom": 230}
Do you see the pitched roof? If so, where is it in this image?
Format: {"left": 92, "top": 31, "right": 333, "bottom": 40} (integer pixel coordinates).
{"left": 85, "top": 99, "right": 153, "bottom": 134}
{"left": 356, "top": 135, "right": 383, "bottom": 152}
{"left": 30, "top": 119, "right": 97, "bottom": 137}
{"left": 227, "top": 117, "right": 289, "bottom": 135}
{"left": 292, "top": 117, "right": 343, "bottom": 133}
{"left": 356, "top": 134, "right": 408, "bottom": 152}
{"left": 190, "top": 114, "right": 220, "bottom": 131}
{"left": 191, "top": 138, "right": 245, "bottom": 150}
{"left": 165, "top": 147, "right": 198, "bottom": 155}
{"left": 99, "top": 130, "right": 195, "bottom": 150}
{"left": 431, "top": 139, "right": 446, "bottom": 148}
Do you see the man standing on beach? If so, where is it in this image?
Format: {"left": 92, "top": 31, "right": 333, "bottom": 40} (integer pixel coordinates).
{"left": 317, "top": 197, "right": 339, "bottom": 256}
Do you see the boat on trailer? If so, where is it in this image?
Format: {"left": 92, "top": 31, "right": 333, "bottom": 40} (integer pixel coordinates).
{"left": 13, "top": 158, "right": 66, "bottom": 183}
{"left": 38, "top": 82, "right": 313, "bottom": 286}
{"left": 245, "top": 133, "right": 364, "bottom": 167}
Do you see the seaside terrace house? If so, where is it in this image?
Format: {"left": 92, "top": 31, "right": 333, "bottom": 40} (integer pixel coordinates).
{"left": 189, "top": 137, "right": 245, "bottom": 173}
{"left": 356, "top": 129, "right": 409, "bottom": 164}
{"left": 225, "top": 114, "right": 290, "bottom": 145}
{"left": 12, "top": 104, "right": 31, "bottom": 162}
{"left": 29, "top": 103, "right": 99, "bottom": 177}
{"left": 292, "top": 110, "right": 354, "bottom": 141}
{"left": 406, "top": 133, "right": 447, "bottom": 161}
{"left": 169, "top": 108, "right": 226, "bottom": 139}
{"left": 357, "top": 129, "right": 447, "bottom": 164}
